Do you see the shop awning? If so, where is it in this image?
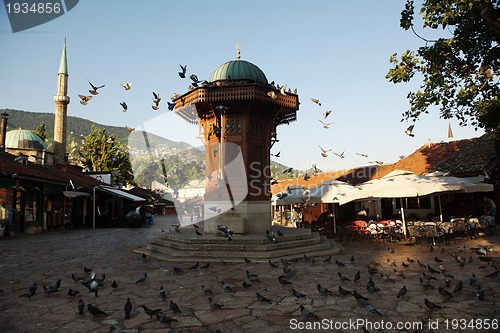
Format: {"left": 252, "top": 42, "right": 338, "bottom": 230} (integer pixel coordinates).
{"left": 99, "top": 186, "right": 146, "bottom": 202}
{"left": 63, "top": 191, "right": 90, "bottom": 198}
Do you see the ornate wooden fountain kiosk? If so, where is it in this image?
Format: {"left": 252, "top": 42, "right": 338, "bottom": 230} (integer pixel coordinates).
{"left": 173, "top": 54, "right": 299, "bottom": 234}
{"left": 136, "top": 53, "right": 340, "bottom": 262}
{"left": 174, "top": 54, "right": 299, "bottom": 234}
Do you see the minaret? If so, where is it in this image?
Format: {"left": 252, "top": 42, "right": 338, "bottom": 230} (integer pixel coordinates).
{"left": 447, "top": 122, "right": 454, "bottom": 142}
{"left": 53, "top": 39, "right": 70, "bottom": 164}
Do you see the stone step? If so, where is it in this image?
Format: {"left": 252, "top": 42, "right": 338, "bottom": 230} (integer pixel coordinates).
{"left": 150, "top": 231, "right": 323, "bottom": 252}
{"left": 137, "top": 233, "right": 341, "bottom": 263}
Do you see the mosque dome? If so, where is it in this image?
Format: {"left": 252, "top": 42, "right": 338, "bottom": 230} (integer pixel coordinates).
{"left": 209, "top": 60, "right": 268, "bottom": 84}
{"left": 5, "top": 128, "right": 47, "bottom": 150}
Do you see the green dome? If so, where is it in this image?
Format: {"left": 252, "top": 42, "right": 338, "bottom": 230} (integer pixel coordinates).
{"left": 209, "top": 60, "right": 268, "bottom": 84}
{"left": 6, "top": 128, "right": 47, "bottom": 150}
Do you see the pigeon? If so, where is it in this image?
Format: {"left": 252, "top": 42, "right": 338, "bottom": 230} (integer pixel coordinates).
{"left": 402, "top": 262, "right": 409, "bottom": 268}
{"left": 221, "top": 281, "right": 234, "bottom": 293}
{"left": 338, "top": 272, "right": 351, "bottom": 282}
{"left": 189, "top": 262, "right": 200, "bottom": 270}
{"left": 356, "top": 152, "right": 368, "bottom": 157}
{"left": 317, "top": 284, "right": 333, "bottom": 295}
{"left": 19, "top": 282, "right": 37, "bottom": 299}
{"left": 434, "top": 256, "right": 443, "bottom": 263}
{"left": 485, "top": 271, "right": 499, "bottom": 278}
{"left": 88, "top": 80, "right": 105, "bottom": 95}
{"left": 202, "top": 284, "right": 213, "bottom": 294}
{"left": 156, "top": 313, "right": 178, "bottom": 325}
{"left": 453, "top": 281, "right": 463, "bottom": 293}
{"left": 324, "top": 255, "right": 332, "bottom": 263}
{"left": 246, "top": 271, "right": 259, "bottom": 282}
{"left": 141, "top": 305, "right": 161, "bottom": 318}
{"left": 366, "top": 284, "right": 380, "bottom": 293}
{"left": 277, "top": 229, "right": 284, "bottom": 237}
{"left": 424, "top": 298, "right": 442, "bottom": 310}
{"left": 352, "top": 290, "right": 369, "bottom": 302}
{"left": 201, "top": 263, "right": 210, "bottom": 269}
{"left": 136, "top": 273, "right": 148, "bottom": 284}
{"left": 43, "top": 285, "right": 59, "bottom": 296}
{"left": 333, "top": 150, "right": 345, "bottom": 158}
{"left": 169, "top": 300, "right": 181, "bottom": 313}
{"left": 71, "top": 274, "right": 85, "bottom": 283}
{"left": 365, "top": 303, "right": 382, "bottom": 316}
{"left": 242, "top": 281, "right": 252, "bottom": 289}
{"left": 87, "top": 303, "right": 107, "bottom": 316}
{"left": 178, "top": 64, "right": 187, "bottom": 78}
{"left": 159, "top": 286, "right": 166, "bottom": 301}
{"left": 269, "top": 260, "right": 279, "bottom": 268}
{"left": 299, "top": 305, "right": 319, "bottom": 320}
{"left": 319, "top": 145, "right": 331, "bottom": 157}
{"left": 121, "top": 83, "right": 132, "bottom": 90}
{"left": 67, "top": 288, "right": 80, "bottom": 297}
{"left": 439, "top": 286, "right": 453, "bottom": 299}
{"left": 190, "top": 74, "right": 201, "bottom": 85}
{"left": 469, "top": 274, "right": 477, "bottom": 286}
{"left": 323, "top": 110, "right": 331, "bottom": 118}
{"left": 475, "top": 286, "right": 485, "bottom": 300}
{"left": 419, "top": 277, "right": 435, "bottom": 290}
{"left": 339, "top": 286, "right": 352, "bottom": 297}
{"left": 245, "top": 258, "right": 252, "bottom": 264}
{"left": 77, "top": 299, "right": 85, "bottom": 314}
{"left": 354, "top": 271, "right": 361, "bottom": 282}
{"left": 311, "top": 98, "right": 321, "bottom": 106}
{"left": 335, "top": 260, "right": 346, "bottom": 267}
{"left": 208, "top": 297, "right": 223, "bottom": 310}
{"left": 78, "top": 94, "right": 93, "bottom": 105}
{"left": 173, "top": 267, "right": 183, "bottom": 274}
{"left": 124, "top": 298, "right": 132, "bottom": 319}
{"left": 278, "top": 276, "right": 292, "bottom": 285}
{"left": 397, "top": 285, "right": 407, "bottom": 298}
{"left": 405, "top": 124, "right": 415, "bottom": 137}
{"left": 83, "top": 267, "right": 93, "bottom": 273}
{"left": 256, "top": 293, "right": 273, "bottom": 304}
{"left": 167, "top": 101, "right": 175, "bottom": 111}
{"left": 120, "top": 102, "right": 127, "bottom": 112}
{"left": 271, "top": 151, "right": 281, "bottom": 158}
{"left": 427, "top": 265, "right": 440, "bottom": 274}
{"left": 267, "top": 91, "right": 277, "bottom": 99}
{"left": 111, "top": 280, "right": 118, "bottom": 289}
{"left": 152, "top": 92, "right": 161, "bottom": 110}
{"left": 319, "top": 119, "right": 334, "bottom": 129}
{"left": 292, "top": 288, "right": 306, "bottom": 299}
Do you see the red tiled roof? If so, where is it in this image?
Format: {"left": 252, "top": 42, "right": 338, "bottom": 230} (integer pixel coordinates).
{"left": 271, "top": 136, "right": 483, "bottom": 194}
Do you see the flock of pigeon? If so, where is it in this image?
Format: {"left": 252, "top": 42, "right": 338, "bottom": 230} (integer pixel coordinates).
{"left": 13, "top": 230, "right": 499, "bottom": 333}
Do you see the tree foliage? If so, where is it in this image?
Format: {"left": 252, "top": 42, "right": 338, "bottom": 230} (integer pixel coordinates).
{"left": 36, "top": 121, "right": 47, "bottom": 141}
{"left": 79, "top": 125, "right": 136, "bottom": 186}
{"left": 387, "top": 0, "right": 500, "bottom": 133}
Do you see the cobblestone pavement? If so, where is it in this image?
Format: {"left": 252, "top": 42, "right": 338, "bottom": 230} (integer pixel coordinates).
{"left": 0, "top": 215, "right": 499, "bottom": 333}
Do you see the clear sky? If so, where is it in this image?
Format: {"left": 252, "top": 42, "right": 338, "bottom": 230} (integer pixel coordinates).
{"left": 0, "top": 0, "right": 485, "bottom": 172}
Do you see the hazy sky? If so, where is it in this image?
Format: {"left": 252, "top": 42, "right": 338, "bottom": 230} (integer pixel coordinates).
{"left": 0, "top": 1, "right": 485, "bottom": 172}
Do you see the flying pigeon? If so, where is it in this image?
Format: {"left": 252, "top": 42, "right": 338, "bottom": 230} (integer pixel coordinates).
{"left": 120, "top": 83, "right": 132, "bottom": 90}
{"left": 88, "top": 80, "right": 105, "bottom": 95}
{"left": 311, "top": 98, "right": 321, "bottom": 106}
{"left": 178, "top": 64, "right": 187, "bottom": 78}
{"left": 267, "top": 91, "right": 277, "bottom": 99}
{"left": 78, "top": 95, "right": 92, "bottom": 105}
{"left": 319, "top": 119, "right": 334, "bottom": 129}
{"left": 120, "top": 102, "right": 127, "bottom": 112}
{"left": 356, "top": 152, "right": 368, "bottom": 157}
{"left": 405, "top": 124, "right": 415, "bottom": 137}
{"left": 323, "top": 110, "right": 331, "bottom": 118}
{"left": 333, "top": 150, "right": 345, "bottom": 158}
{"left": 152, "top": 92, "right": 161, "bottom": 110}
{"left": 319, "top": 145, "right": 332, "bottom": 157}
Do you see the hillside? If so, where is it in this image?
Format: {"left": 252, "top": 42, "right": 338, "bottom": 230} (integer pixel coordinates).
{"left": 1, "top": 109, "right": 299, "bottom": 188}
